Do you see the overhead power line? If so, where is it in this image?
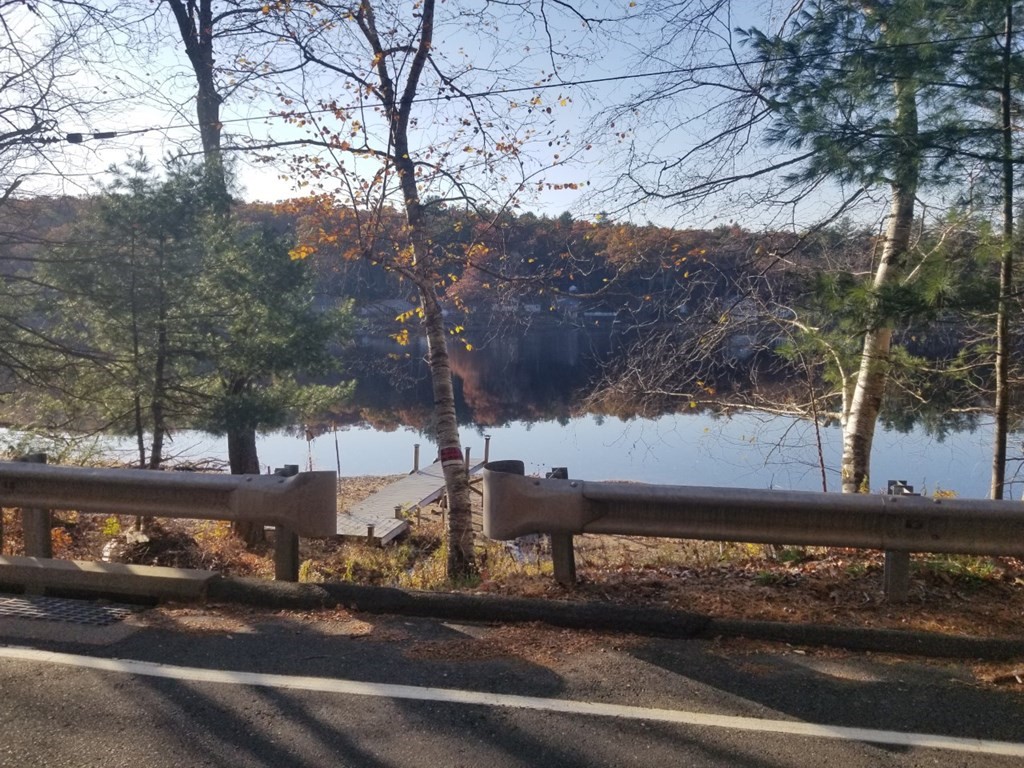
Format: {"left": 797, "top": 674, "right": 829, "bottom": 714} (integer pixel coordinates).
{"left": 46, "top": 29, "right": 1003, "bottom": 146}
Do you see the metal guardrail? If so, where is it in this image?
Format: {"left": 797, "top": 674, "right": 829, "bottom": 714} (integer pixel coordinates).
{"left": 482, "top": 460, "right": 1024, "bottom": 597}
{"left": 0, "top": 461, "right": 337, "bottom": 536}
{"left": 0, "top": 459, "right": 338, "bottom": 581}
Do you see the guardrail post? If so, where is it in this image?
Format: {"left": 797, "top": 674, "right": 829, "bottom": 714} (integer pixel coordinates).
{"left": 17, "top": 453, "right": 51, "bottom": 558}
{"left": 884, "top": 551, "right": 911, "bottom": 602}
{"left": 551, "top": 533, "right": 576, "bottom": 585}
{"left": 546, "top": 467, "right": 576, "bottom": 586}
{"left": 273, "top": 465, "right": 300, "bottom": 581}
{"left": 274, "top": 526, "right": 300, "bottom": 582}
{"left": 884, "top": 480, "right": 917, "bottom": 602}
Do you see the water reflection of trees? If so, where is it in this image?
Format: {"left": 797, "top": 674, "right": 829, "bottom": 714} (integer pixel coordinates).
{"left": 326, "top": 327, "right": 605, "bottom": 432}
{"left": 321, "top": 326, "right": 995, "bottom": 439}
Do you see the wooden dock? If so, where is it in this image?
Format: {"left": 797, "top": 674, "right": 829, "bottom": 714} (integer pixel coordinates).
{"left": 337, "top": 460, "right": 484, "bottom": 544}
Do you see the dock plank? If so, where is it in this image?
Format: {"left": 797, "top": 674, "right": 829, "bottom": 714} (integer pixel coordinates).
{"left": 337, "top": 460, "right": 483, "bottom": 544}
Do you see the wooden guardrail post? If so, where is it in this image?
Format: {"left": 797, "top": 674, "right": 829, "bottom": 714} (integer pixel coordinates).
{"left": 17, "top": 453, "right": 51, "bottom": 558}
{"left": 274, "top": 528, "right": 300, "bottom": 582}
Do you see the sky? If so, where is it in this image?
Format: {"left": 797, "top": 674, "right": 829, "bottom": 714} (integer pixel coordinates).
{"left": 16, "top": 0, "right": 868, "bottom": 230}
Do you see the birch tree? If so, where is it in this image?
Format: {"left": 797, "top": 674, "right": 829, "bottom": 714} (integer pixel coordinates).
{"left": 265, "top": 0, "right": 604, "bottom": 576}
{"left": 745, "top": 0, "right": 963, "bottom": 492}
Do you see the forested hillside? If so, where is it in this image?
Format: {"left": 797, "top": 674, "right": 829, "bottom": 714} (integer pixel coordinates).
{"left": 0, "top": 192, "right": 1005, "bottom": 438}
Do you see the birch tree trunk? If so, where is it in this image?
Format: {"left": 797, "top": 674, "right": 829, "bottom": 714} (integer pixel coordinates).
{"left": 840, "top": 75, "right": 919, "bottom": 494}
{"left": 359, "top": 0, "right": 475, "bottom": 576}
{"left": 416, "top": 275, "right": 475, "bottom": 575}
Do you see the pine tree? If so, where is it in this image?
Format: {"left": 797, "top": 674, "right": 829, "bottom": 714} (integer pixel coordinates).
{"left": 39, "top": 157, "right": 210, "bottom": 467}
{"left": 39, "top": 157, "right": 353, "bottom": 527}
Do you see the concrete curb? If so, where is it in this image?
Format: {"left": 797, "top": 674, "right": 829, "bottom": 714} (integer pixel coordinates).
{"left": 208, "top": 577, "right": 1024, "bottom": 661}
{"left": 0, "top": 555, "right": 217, "bottom": 601}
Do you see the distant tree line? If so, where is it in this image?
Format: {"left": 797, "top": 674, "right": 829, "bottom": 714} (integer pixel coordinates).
{"left": 2, "top": 190, "right": 1012, "bottom": 438}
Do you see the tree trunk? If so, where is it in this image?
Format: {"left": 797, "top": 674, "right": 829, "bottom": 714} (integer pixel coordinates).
{"left": 400, "top": 166, "right": 474, "bottom": 576}
{"left": 416, "top": 278, "right": 475, "bottom": 576}
{"left": 133, "top": 394, "right": 146, "bottom": 469}
{"left": 149, "top": 326, "right": 166, "bottom": 470}
{"left": 227, "top": 426, "right": 260, "bottom": 474}
{"left": 365, "top": 0, "right": 474, "bottom": 577}
{"left": 165, "top": 1, "right": 259, "bottom": 535}
{"left": 165, "top": 0, "right": 228, "bottom": 205}
{"left": 991, "top": 3, "right": 1014, "bottom": 500}
{"left": 165, "top": 0, "right": 221, "bottom": 158}
{"left": 228, "top": 426, "right": 264, "bottom": 545}
{"left": 129, "top": 238, "right": 146, "bottom": 469}
{"left": 225, "top": 377, "right": 264, "bottom": 545}
{"left": 841, "top": 75, "right": 919, "bottom": 494}
{"left": 149, "top": 239, "right": 170, "bottom": 470}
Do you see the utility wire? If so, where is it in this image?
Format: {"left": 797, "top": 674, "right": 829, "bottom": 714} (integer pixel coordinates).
{"left": 42, "top": 29, "right": 1004, "bottom": 145}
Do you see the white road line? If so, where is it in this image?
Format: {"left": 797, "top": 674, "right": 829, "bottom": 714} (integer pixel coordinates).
{"left": 2, "top": 645, "right": 1022, "bottom": 757}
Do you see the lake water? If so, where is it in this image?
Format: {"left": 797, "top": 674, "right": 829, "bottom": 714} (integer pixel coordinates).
{"left": 16, "top": 326, "right": 1017, "bottom": 500}
{"left": 97, "top": 409, "right": 1008, "bottom": 500}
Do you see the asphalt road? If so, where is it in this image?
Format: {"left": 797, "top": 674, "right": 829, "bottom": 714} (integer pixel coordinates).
{"left": 1, "top": 601, "right": 1022, "bottom": 767}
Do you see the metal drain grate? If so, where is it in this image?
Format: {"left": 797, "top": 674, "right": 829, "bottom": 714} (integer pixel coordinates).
{"left": 0, "top": 595, "right": 141, "bottom": 627}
